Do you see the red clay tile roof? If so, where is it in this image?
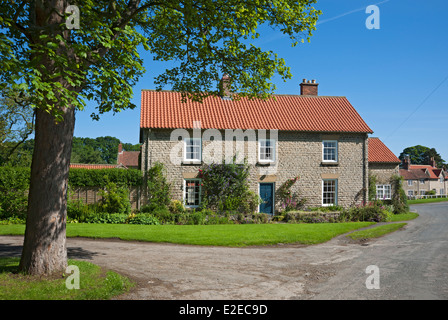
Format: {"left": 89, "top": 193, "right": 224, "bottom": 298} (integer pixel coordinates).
{"left": 140, "top": 90, "right": 373, "bottom": 133}
{"left": 399, "top": 168, "right": 429, "bottom": 180}
{"left": 117, "top": 151, "right": 140, "bottom": 168}
{"left": 409, "top": 165, "right": 440, "bottom": 179}
{"left": 69, "top": 163, "right": 127, "bottom": 169}
{"left": 368, "top": 137, "right": 400, "bottom": 163}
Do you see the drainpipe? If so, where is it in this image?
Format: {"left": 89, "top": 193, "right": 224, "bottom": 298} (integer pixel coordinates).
{"left": 363, "top": 134, "right": 368, "bottom": 205}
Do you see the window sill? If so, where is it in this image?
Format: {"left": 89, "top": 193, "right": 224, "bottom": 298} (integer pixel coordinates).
{"left": 181, "top": 160, "right": 202, "bottom": 166}
{"left": 256, "top": 161, "right": 275, "bottom": 166}
{"left": 321, "top": 161, "right": 339, "bottom": 166}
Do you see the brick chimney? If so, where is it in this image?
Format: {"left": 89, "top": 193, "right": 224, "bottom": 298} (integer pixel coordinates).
{"left": 300, "top": 79, "right": 318, "bottom": 96}
{"left": 403, "top": 155, "right": 411, "bottom": 171}
{"left": 219, "top": 74, "right": 232, "bottom": 99}
{"left": 429, "top": 157, "right": 437, "bottom": 168}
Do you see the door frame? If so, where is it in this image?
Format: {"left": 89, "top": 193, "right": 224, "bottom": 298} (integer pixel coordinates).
{"left": 258, "top": 182, "right": 275, "bottom": 214}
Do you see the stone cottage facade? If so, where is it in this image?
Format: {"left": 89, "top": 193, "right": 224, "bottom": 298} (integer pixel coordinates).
{"left": 367, "top": 137, "right": 401, "bottom": 200}
{"left": 139, "top": 79, "right": 380, "bottom": 213}
{"left": 400, "top": 156, "right": 447, "bottom": 198}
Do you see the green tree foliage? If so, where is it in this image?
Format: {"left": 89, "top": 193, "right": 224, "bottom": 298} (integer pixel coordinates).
{"left": 200, "top": 160, "right": 260, "bottom": 213}
{"left": 0, "top": 0, "right": 321, "bottom": 275}
{"left": 399, "top": 145, "right": 446, "bottom": 168}
{"left": 145, "top": 162, "right": 172, "bottom": 208}
{"left": 390, "top": 175, "right": 409, "bottom": 214}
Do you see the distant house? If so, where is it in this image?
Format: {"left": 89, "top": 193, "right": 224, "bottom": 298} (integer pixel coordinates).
{"left": 400, "top": 156, "right": 447, "bottom": 198}
{"left": 70, "top": 143, "right": 139, "bottom": 170}
{"left": 139, "top": 77, "right": 375, "bottom": 213}
{"left": 368, "top": 137, "right": 401, "bottom": 200}
{"left": 117, "top": 143, "right": 140, "bottom": 169}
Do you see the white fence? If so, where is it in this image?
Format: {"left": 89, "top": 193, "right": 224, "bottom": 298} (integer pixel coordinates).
{"left": 407, "top": 195, "right": 448, "bottom": 200}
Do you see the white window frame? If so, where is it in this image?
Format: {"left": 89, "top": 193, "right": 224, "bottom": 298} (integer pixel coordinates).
{"left": 407, "top": 180, "right": 413, "bottom": 186}
{"left": 419, "top": 179, "right": 425, "bottom": 185}
{"left": 408, "top": 190, "right": 414, "bottom": 197}
{"left": 322, "top": 140, "right": 338, "bottom": 163}
{"left": 322, "top": 179, "right": 338, "bottom": 207}
{"left": 376, "top": 184, "right": 392, "bottom": 200}
{"left": 258, "top": 139, "right": 275, "bottom": 163}
{"left": 183, "top": 138, "right": 202, "bottom": 162}
{"left": 183, "top": 179, "right": 202, "bottom": 208}
{"left": 419, "top": 190, "right": 426, "bottom": 196}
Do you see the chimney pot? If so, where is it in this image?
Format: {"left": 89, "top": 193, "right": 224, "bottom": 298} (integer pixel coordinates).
{"left": 300, "top": 78, "right": 319, "bottom": 96}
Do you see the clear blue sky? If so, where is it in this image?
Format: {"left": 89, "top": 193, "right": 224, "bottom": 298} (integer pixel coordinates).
{"left": 74, "top": 0, "right": 448, "bottom": 162}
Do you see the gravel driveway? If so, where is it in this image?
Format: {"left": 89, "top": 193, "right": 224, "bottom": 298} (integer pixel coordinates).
{"left": 1, "top": 203, "right": 447, "bottom": 300}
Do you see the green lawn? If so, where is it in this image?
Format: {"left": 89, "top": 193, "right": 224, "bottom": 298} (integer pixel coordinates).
{"left": 0, "top": 222, "right": 375, "bottom": 247}
{"left": 408, "top": 197, "right": 448, "bottom": 205}
{"left": 0, "top": 258, "right": 133, "bottom": 300}
{"left": 389, "top": 211, "right": 419, "bottom": 222}
{"left": 347, "top": 223, "right": 407, "bottom": 241}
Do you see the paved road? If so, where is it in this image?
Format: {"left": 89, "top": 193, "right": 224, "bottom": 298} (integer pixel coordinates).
{"left": 310, "top": 203, "right": 448, "bottom": 299}
{"left": 0, "top": 203, "right": 447, "bottom": 300}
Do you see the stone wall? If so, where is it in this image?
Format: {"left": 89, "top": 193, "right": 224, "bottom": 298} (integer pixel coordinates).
{"left": 140, "top": 128, "right": 369, "bottom": 210}
{"left": 369, "top": 163, "right": 399, "bottom": 185}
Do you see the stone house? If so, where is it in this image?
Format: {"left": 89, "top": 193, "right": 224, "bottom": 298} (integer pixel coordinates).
{"left": 139, "top": 78, "right": 392, "bottom": 214}
{"left": 400, "top": 156, "right": 447, "bottom": 198}
{"left": 367, "top": 137, "right": 401, "bottom": 200}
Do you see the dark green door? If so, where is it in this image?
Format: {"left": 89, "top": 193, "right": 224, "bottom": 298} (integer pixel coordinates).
{"left": 259, "top": 183, "right": 274, "bottom": 214}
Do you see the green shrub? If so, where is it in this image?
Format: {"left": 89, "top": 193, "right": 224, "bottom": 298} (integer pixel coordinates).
{"left": 390, "top": 175, "right": 409, "bottom": 214}
{"left": 169, "top": 200, "right": 185, "bottom": 214}
{"left": 98, "top": 181, "right": 131, "bottom": 214}
{"left": 68, "top": 168, "right": 142, "bottom": 187}
{"left": 339, "top": 204, "right": 391, "bottom": 223}
{"left": 150, "top": 206, "right": 175, "bottom": 224}
{"left": 0, "top": 167, "right": 30, "bottom": 220}
{"left": 127, "top": 213, "right": 160, "bottom": 225}
{"left": 200, "top": 159, "right": 259, "bottom": 214}
{"left": 84, "top": 212, "right": 129, "bottom": 224}
{"left": 146, "top": 162, "right": 171, "bottom": 207}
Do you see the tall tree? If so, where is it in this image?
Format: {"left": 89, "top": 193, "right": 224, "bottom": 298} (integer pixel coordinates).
{"left": 0, "top": 88, "right": 35, "bottom": 164}
{"left": 0, "top": 0, "right": 321, "bottom": 275}
{"left": 399, "top": 145, "right": 446, "bottom": 168}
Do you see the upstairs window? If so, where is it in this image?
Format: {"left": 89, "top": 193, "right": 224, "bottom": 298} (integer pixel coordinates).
{"left": 184, "top": 138, "right": 201, "bottom": 162}
{"left": 322, "top": 140, "right": 338, "bottom": 162}
{"left": 259, "top": 139, "right": 275, "bottom": 162}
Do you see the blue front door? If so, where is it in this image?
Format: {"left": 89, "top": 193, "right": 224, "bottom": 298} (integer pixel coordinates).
{"left": 259, "top": 183, "right": 274, "bottom": 214}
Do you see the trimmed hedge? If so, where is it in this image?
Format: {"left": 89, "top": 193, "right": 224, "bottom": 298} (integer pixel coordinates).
{"left": 0, "top": 167, "right": 142, "bottom": 219}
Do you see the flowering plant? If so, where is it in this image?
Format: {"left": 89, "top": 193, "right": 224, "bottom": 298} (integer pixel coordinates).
{"left": 276, "top": 176, "right": 306, "bottom": 212}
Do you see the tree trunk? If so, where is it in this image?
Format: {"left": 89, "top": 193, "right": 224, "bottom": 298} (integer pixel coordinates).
{"left": 19, "top": 106, "right": 75, "bottom": 275}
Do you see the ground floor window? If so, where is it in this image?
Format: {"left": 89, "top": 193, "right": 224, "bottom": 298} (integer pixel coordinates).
{"left": 322, "top": 179, "right": 338, "bottom": 206}
{"left": 376, "top": 184, "right": 391, "bottom": 200}
{"left": 408, "top": 190, "right": 414, "bottom": 197}
{"left": 184, "top": 179, "right": 201, "bottom": 207}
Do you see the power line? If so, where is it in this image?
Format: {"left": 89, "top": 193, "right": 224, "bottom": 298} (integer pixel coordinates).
{"left": 385, "top": 74, "right": 448, "bottom": 140}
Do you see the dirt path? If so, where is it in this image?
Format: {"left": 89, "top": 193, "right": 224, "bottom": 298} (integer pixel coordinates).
{"left": 0, "top": 233, "right": 364, "bottom": 300}
{"left": 2, "top": 204, "right": 446, "bottom": 300}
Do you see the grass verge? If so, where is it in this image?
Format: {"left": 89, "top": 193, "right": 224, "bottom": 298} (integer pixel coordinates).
{"left": 408, "top": 197, "right": 448, "bottom": 205}
{"left": 0, "top": 222, "right": 374, "bottom": 247}
{"left": 0, "top": 257, "right": 133, "bottom": 300}
{"left": 347, "top": 223, "right": 407, "bottom": 241}
{"left": 389, "top": 211, "right": 419, "bottom": 222}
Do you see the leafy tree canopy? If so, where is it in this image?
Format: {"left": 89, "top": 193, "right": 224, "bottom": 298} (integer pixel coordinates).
{"left": 399, "top": 145, "right": 446, "bottom": 168}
